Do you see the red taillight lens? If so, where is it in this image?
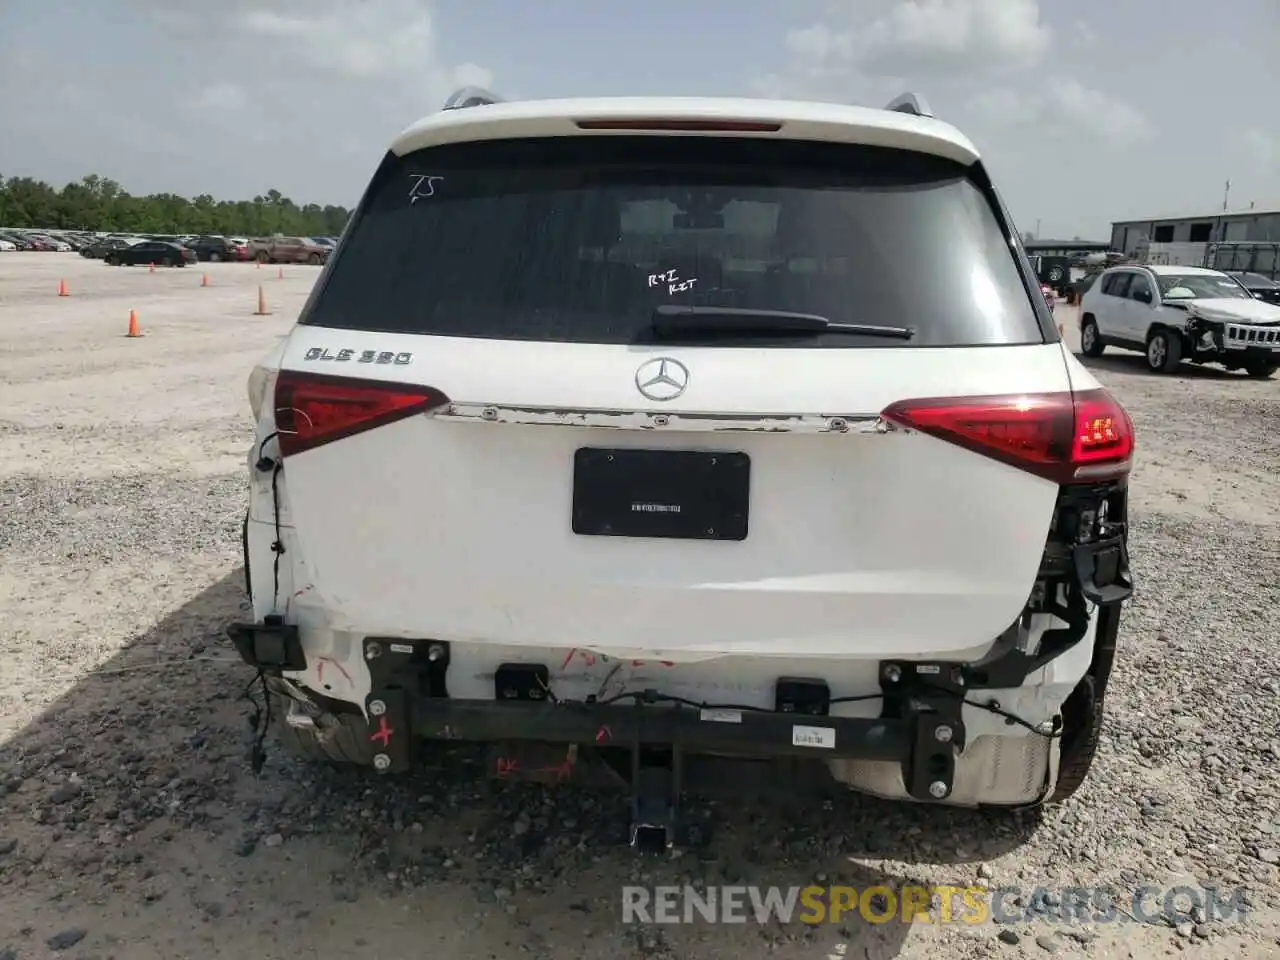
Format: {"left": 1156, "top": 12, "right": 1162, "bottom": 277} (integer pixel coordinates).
{"left": 573, "top": 118, "right": 783, "bottom": 132}
{"left": 273, "top": 371, "right": 450, "bottom": 457}
{"left": 879, "top": 388, "right": 1133, "bottom": 485}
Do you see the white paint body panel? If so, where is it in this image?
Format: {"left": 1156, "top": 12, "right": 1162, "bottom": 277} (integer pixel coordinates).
{"left": 267, "top": 328, "right": 1072, "bottom": 661}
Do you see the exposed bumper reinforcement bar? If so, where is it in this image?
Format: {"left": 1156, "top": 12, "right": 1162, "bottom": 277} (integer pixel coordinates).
{"left": 410, "top": 696, "right": 963, "bottom": 851}
{"left": 414, "top": 698, "right": 911, "bottom": 760}
{"left": 409, "top": 696, "right": 963, "bottom": 802}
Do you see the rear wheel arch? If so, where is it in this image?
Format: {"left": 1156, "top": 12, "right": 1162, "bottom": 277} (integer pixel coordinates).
{"left": 1082, "top": 306, "right": 1113, "bottom": 335}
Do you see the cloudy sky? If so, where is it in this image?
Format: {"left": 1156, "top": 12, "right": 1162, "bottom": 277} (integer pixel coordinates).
{"left": 1, "top": 0, "right": 1276, "bottom": 239}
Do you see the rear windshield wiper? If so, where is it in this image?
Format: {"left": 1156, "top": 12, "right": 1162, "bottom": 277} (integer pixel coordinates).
{"left": 651, "top": 305, "right": 915, "bottom": 340}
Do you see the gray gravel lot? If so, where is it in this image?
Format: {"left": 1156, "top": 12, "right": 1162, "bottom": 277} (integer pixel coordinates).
{"left": 0, "top": 254, "right": 1278, "bottom": 959}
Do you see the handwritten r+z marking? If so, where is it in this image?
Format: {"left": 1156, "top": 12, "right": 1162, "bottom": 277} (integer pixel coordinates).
{"left": 408, "top": 174, "right": 444, "bottom": 204}
{"left": 648, "top": 268, "right": 697, "bottom": 295}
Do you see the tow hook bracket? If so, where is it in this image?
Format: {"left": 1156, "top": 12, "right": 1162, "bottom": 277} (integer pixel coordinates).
{"left": 878, "top": 662, "right": 966, "bottom": 802}
{"left": 631, "top": 755, "right": 685, "bottom": 853}
{"left": 227, "top": 617, "right": 306, "bottom": 672}
{"left": 906, "top": 709, "right": 963, "bottom": 801}
{"left": 627, "top": 691, "right": 687, "bottom": 853}
{"left": 366, "top": 687, "right": 411, "bottom": 774}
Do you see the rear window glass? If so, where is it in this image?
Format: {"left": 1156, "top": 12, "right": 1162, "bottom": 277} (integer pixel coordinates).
{"left": 302, "top": 136, "right": 1044, "bottom": 348}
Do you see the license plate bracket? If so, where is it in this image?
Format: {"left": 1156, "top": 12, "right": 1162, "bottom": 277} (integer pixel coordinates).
{"left": 571, "top": 448, "right": 750, "bottom": 541}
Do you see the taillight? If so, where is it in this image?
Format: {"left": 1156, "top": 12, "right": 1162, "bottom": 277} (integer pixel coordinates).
{"left": 273, "top": 371, "right": 450, "bottom": 457}
{"left": 879, "top": 388, "right": 1133, "bottom": 485}
{"left": 573, "top": 118, "right": 783, "bottom": 132}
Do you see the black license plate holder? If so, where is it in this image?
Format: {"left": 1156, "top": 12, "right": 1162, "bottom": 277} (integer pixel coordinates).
{"left": 572, "top": 448, "right": 750, "bottom": 541}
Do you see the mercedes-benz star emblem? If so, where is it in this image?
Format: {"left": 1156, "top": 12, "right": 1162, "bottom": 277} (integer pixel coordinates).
{"left": 635, "top": 357, "right": 689, "bottom": 401}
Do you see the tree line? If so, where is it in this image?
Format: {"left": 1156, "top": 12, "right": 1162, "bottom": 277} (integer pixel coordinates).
{"left": 0, "top": 174, "right": 351, "bottom": 238}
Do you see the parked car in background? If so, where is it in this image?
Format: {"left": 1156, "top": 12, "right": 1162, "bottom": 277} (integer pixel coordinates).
{"left": 104, "top": 240, "right": 196, "bottom": 267}
{"left": 21, "top": 234, "right": 63, "bottom": 251}
{"left": 0, "top": 238, "right": 15, "bottom": 252}
{"left": 1079, "top": 264, "right": 1279, "bottom": 378}
{"left": 188, "top": 236, "right": 244, "bottom": 262}
{"left": 247, "top": 236, "right": 330, "bottom": 265}
{"left": 1226, "top": 271, "right": 1280, "bottom": 306}
{"left": 1026, "top": 253, "right": 1071, "bottom": 289}
{"left": 81, "top": 237, "right": 137, "bottom": 259}
{"left": 0, "top": 232, "right": 32, "bottom": 250}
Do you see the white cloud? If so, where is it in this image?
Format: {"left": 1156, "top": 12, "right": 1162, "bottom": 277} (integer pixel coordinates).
{"left": 234, "top": 2, "right": 436, "bottom": 80}
{"left": 0, "top": 0, "right": 494, "bottom": 206}
{"left": 784, "top": 0, "right": 1051, "bottom": 79}
{"left": 146, "top": 0, "right": 494, "bottom": 137}
{"left": 1044, "top": 78, "right": 1150, "bottom": 141}
{"left": 963, "top": 78, "right": 1150, "bottom": 143}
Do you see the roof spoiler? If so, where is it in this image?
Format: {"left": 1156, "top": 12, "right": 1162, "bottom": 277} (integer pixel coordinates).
{"left": 442, "top": 87, "right": 504, "bottom": 111}
{"left": 883, "top": 92, "right": 934, "bottom": 119}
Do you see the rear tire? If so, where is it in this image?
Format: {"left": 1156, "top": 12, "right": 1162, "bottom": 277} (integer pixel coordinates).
{"left": 271, "top": 692, "right": 373, "bottom": 766}
{"left": 1080, "top": 316, "right": 1105, "bottom": 357}
{"left": 1244, "top": 359, "right": 1277, "bottom": 379}
{"left": 1046, "top": 675, "right": 1104, "bottom": 803}
{"left": 1145, "top": 328, "right": 1182, "bottom": 373}
{"left": 307, "top": 253, "right": 321, "bottom": 265}
{"left": 257, "top": 251, "right": 270, "bottom": 264}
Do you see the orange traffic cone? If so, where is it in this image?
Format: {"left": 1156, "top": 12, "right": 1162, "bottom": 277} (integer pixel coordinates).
{"left": 149, "top": 262, "right": 156, "bottom": 273}
{"left": 254, "top": 285, "right": 271, "bottom": 316}
{"left": 276, "top": 266, "right": 284, "bottom": 280}
{"left": 201, "top": 273, "right": 209, "bottom": 287}
{"left": 57, "top": 279, "right": 69, "bottom": 297}
{"left": 126, "top": 309, "right": 140, "bottom": 338}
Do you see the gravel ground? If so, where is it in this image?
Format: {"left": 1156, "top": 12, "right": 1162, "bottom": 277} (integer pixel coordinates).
{"left": 1, "top": 254, "right": 1278, "bottom": 960}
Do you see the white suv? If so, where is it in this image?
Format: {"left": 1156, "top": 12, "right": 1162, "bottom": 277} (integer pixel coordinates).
{"left": 231, "top": 89, "right": 1135, "bottom": 842}
{"left": 1079, "top": 263, "right": 1280, "bottom": 378}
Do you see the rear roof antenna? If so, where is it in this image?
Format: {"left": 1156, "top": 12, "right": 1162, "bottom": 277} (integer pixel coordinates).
{"left": 442, "top": 87, "right": 504, "bottom": 111}
{"left": 883, "top": 92, "right": 934, "bottom": 119}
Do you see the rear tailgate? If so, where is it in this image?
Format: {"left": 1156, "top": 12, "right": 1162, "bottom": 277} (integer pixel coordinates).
{"left": 270, "top": 130, "right": 1068, "bottom": 661}
{"left": 276, "top": 332, "right": 1070, "bottom": 659}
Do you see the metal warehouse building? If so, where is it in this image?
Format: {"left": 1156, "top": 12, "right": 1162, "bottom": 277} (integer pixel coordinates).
{"left": 1110, "top": 208, "right": 1280, "bottom": 257}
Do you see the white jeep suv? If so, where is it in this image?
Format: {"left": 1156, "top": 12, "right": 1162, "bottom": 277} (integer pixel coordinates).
{"left": 1079, "top": 263, "right": 1280, "bottom": 378}
{"left": 232, "top": 88, "right": 1135, "bottom": 843}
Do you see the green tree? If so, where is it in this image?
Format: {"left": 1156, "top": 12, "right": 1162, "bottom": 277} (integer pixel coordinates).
{"left": 0, "top": 174, "right": 349, "bottom": 237}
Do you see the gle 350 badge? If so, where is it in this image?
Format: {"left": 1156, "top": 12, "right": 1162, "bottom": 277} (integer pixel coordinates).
{"left": 303, "top": 347, "right": 413, "bottom": 365}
